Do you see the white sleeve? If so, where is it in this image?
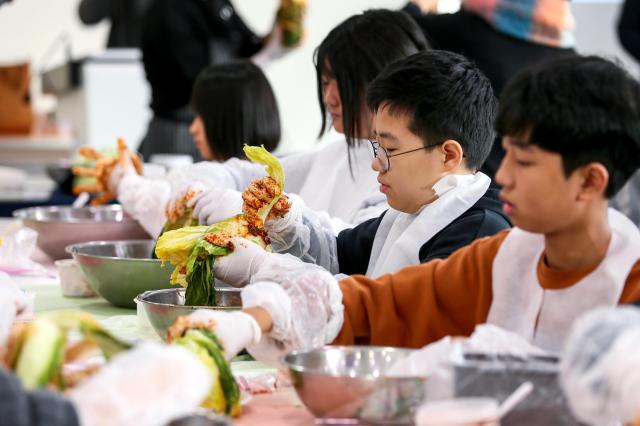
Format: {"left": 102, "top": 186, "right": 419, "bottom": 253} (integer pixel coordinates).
{"left": 278, "top": 150, "right": 316, "bottom": 194}
{"left": 239, "top": 255, "right": 344, "bottom": 367}
{"left": 167, "top": 159, "right": 265, "bottom": 193}
{"left": 267, "top": 194, "right": 340, "bottom": 274}
{"left": 117, "top": 174, "right": 170, "bottom": 239}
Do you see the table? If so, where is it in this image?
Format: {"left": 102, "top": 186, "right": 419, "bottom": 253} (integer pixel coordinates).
{"left": 3, "top": 218, "right": 316, "bottom": 425}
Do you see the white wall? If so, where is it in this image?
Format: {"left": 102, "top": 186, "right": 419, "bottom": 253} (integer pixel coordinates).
{"left": 0, "top": 0, "right": 637, "bottom": 154}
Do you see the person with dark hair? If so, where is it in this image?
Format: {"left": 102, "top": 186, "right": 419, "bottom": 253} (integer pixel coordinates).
{"left": 188, "top": 9, "right": 428, "bottom": 232}
{"left": 173, "top": 55, "right": 640, "bottom": 363}
{"left": 189, "top": 61, "right": 280, "bottom": 161}
{"left": 223, "top": 50, "right": 509, "bottom": 281}
{"left": 401, "top": 0, "right": 576, "bottom": 184}
{"left": 137, "top": 0, "right": 290, "bottom": 161}
{"left": 103, "top": 61, "right": 282, "bottom": 239}
{"left": 619, "top": 0, "right": 640, "bottom": 62}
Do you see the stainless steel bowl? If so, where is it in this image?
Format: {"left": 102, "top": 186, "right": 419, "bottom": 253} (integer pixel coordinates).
{"left": 283, "top": 346, "right": 422, "bottom": 422}
{"left": 67, "top": 240, "right": 172, "bottom": 308}
{"left": 14, "top": 205, "right": 149, "bottom": 259}
{"left": 135, "top": 287, "right": 242, "bottom": 340}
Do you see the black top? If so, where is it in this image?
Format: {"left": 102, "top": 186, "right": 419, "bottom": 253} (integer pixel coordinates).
{"left": 336, "top": 188, "right": 511, "bottom": 275}
{"left": 142, "top": 0, "right": 264, "bottom": 120}
{"left": 0, "top": 368, "right": 79, "bottom": 426}
{"left": 78, "top": 0, "right": 152, "bottom": 47}
{"left": 618, "top": 0, "right": 640, "bottom": 62}
{"left": 402, "top": 4, "right": 575, "bottom": 182}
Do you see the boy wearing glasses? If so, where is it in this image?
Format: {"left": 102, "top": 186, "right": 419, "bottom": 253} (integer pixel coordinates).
{"left": 174, "top": 54, "right": 640, "bottom": 362}
{"left": 227, "top": 50, "right": 510, "bottom": 285}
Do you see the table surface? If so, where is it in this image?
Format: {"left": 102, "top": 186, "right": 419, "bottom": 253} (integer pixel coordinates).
{"left": 2, "top": 219, "right": 318, "bottom": 425}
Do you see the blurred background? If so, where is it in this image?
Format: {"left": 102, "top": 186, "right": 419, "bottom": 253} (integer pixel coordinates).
{"left": 0, "top": 0, "right": 636, "bottom": 215}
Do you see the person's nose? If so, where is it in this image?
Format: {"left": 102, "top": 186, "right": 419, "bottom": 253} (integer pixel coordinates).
{"left": 371, "top": 156, "right": 384, "bottom": 173}
{"left": 495, "top": 157, "right": 511, "bottom": 188}
{"left": 323, "top": 80, "right": 340, "bottom": 109}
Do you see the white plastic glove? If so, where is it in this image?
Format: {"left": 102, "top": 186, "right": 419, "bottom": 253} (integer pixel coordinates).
{"left": 0, "top": 272, "right": 28, "bottom": 345}
{"left": 170, "top": 309, "right": 262, "bottom": 361}
{"left": 190, "top": 187, "right": 243, "bottom": 225}
{"left": 213, "top": 237, "right": 271, "bottom": 287}
{"left": 68, "top": 342, "right": 212, "bottom": 426}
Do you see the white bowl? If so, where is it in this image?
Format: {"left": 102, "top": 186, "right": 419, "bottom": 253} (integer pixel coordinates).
{"left": 55, "top": 258, "right": 97, "bottom": 298}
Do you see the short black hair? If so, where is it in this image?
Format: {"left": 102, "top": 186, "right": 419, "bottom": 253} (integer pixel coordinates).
{"left": 191, "top": 61, "right": 281, "bottom": 160}
{"left": 366, "top": 50, "right": 497, "bottom": 171}
{"left": 497, "top": 55, "right": 640, "bottom": 198}
{"left": 315, "top": 9, "right": 428, "bottom": 149}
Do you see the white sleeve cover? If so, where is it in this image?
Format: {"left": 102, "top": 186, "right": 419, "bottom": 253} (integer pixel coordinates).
{"left": 117, "top": 174, "right": 170, "bottom": 239}
{"left": 239, "top": 255, "right": 344, "bottom": 367}
{"left": 560, "top": 306, "right": 640, "bottom": 425}
{"left": 69, "top": 342, "right": 212, "bottom": 426}
{"left": 266, "top": 194, "right": 340, "bottom": 274}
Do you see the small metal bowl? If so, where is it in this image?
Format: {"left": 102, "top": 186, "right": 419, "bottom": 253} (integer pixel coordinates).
{"left": 14, "top": 205, "right": 149, "bottom": 259}
{"left": 283, "top": 346, "right": 422, "bottom": 423}
{"left": 67, "top": 240, "right": 172, "bottom": 308}
{"left": 135, "top": 287, "right": 242, "bottom": 340}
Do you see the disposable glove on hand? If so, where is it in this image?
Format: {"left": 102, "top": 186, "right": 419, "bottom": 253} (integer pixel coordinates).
{"left": 242, "top": 176, "right": 291, "bottom": 222}
{"left": 190, "top": 187, "right": 243, "bottom": 225}
{"left": 213, "top": 237, "right": 271, "bottom": 287}
{"left": 168, "top": 309, "right": 262, "bottom": 360}
{"left": 68, "top": 342, "right": 212, "bottom": 426}
{"left": 0, "top": 272, "right": 28, "bottom": 345}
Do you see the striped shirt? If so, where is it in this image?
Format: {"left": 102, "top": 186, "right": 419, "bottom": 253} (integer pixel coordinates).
{"left": 462, "top": 0, "right": 575, "bottom": 47}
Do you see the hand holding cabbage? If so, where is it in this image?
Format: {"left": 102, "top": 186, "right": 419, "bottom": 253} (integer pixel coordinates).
{"left": 155, "top": 145, "right": 285, "bottom": 306}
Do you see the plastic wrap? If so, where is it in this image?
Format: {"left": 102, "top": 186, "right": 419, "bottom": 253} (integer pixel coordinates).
{"left": 0, "top": 223, "right": 51, "bottom": 277}
{"left": 377, "top": 325, "right": 582, "bottom": 426}
{"left": 266, "top": 193, "right": 340, "bottom": 273}
{"left": 560, "top": 306, "right": 640, "bottom": 426}
{"left": 69, "top": 342, "right": 212, "bottom": 426}
{"left": 241, "top": 256, "right": 344, "bottom": 366}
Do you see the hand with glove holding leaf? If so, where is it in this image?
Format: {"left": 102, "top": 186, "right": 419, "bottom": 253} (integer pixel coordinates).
{"left": 72, "top": 138, "right": 143, "bottom": 206}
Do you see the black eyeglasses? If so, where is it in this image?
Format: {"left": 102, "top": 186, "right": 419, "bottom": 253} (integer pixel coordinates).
{"left": 369, "top": 139, "right": 442, "bottom": 172}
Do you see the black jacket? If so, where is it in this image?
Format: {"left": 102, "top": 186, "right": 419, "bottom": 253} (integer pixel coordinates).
{"left": 0, "top": 368, "right": 79, "bottom": 426}
{"left": 336, "top": 188, "right": 511, "bottom": 275}
{"left": 142, "top": 0, "right": 264, "bottom": 119}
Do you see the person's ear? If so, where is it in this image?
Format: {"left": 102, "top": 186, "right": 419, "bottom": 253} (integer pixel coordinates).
{"left": 440, "top": 139, "right": 464, "bottom": 171}
{"left": 576, "top": 163, "right": 609, "bottom": 201}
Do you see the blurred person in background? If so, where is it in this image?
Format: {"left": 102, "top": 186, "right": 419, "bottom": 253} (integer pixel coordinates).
{"left": 112, "top": 60, "right": 281, "bottom": 238}
{"left": 403, "top": 0, "right": 576, "bottom": 184}
{"left": 78, "top": 0, "right": 152, "bottom": 47}
{"left": 138, "top": 0, "right": 288, "bottom": 161}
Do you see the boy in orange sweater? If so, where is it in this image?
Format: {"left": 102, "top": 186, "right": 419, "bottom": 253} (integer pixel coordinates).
{"left": 173, "top": 54, "right": 640, "bottom": 363}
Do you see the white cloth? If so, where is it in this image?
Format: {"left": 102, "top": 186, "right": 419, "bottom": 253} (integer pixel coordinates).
{"left": 190, "top": 187, "right": 243, "bottom": 225}
{"left": 69, "top": 342, "right": 211, "bottom": 426}
{"left": 487, "top": 208, "right": 640, "bottom": 354}
{"left": 185, "top": 309, "right": 262, "bottom": 360}
{"left": 366, "top": 173, "right": 490, "bottom": 277}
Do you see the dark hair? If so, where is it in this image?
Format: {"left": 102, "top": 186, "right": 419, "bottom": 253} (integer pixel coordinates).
{"left": 497, "top": 55, "right": 640, "bottom": 198}
{"left": 366, "top": 50, "right": 497, "bottom": 170}
{"left": 191, "top": 61, "right": 281, "bottom": 160}
{"left": 315, "top": 9, "right": 428, "bottom": 149}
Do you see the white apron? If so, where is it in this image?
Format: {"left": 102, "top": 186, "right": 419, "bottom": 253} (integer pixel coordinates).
{"left": 487, "top": 208, "right": 640, "bottom": 354}
{"left": 366, "top": 173, "right": 491, "bottom": 277}
{"left": 298, "top": 140, "right": 383, "bottom": 227}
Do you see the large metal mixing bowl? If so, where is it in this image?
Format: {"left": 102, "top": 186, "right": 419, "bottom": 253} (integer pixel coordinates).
{"left": 135, "top": 287, "right": 242, "bottom": 340}
{"left": 67, "top": 240, "right": 172, "bottom": 308}
{"left": 283, "top": 346, "right": 422, "bottom": 423}
{"left": 14, "top": 205, "right": 149, "bottom": 259}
